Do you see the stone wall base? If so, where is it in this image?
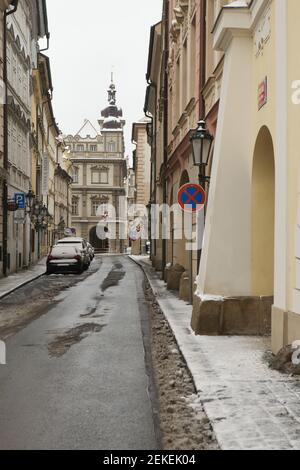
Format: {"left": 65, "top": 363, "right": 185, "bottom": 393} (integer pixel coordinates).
{"left": 179, "top": 271, "right": 190, "bottom": 302}
{"left": 166, "top": 264, "right": 185, "bottom": 291}
{"left": 272, "top": 307, "right": 300, "bottom": 354}
{"left": 192, "top": 293, "right": 273, "bottom": 336}
{"left": 151, "top": 255, "right": 163, "bottom": 272}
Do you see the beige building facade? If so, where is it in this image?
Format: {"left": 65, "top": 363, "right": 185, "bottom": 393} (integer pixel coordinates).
{"left": 146, "top": 0, "right": 206, "bottom": 302}
{"left": 131, "top": 118, "right": 151, "bottom": 255}
{"left": 67, "top": 82, "right": 127, "bottom": 253}
{"left": 145, "top": 19, "right": 164, "bottom": 271}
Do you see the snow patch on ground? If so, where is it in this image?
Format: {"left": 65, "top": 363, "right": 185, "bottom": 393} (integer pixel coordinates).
{"left": 132, "top": 256, "right": 300, "bottom": 450}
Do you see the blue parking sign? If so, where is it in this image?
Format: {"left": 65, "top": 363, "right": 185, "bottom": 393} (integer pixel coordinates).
{"left": 14, "top": 193, "right": 26, "bottom": 209}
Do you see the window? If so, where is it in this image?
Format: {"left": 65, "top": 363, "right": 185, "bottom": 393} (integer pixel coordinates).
{"left": 176, "top": 58, "right": 181, "bottom": 119}
{"left": 90, "top": 144, "right": 97, "bottom": 152}
{"left": 72, "top": 198, "right": 79, "bottom": 216}
{"left": 91, "top": 200, "right": 99, "bottom": 217}
{"left": 73, "top": 167, "right": 79, "bottom": 184}
{"left": 77, "top": 144, "right": 84, "bottom": 152}
{"left": 108, "top": 141, "right": 116, "bottom": 153}
{"left": 91, "top": 201, "right": 108, "bottom": 217}
{"left": 189, "top": 17, "right": 196, "bottom": 100}
{"left": 91, "top": 169, "right": 109, "bottom": 184}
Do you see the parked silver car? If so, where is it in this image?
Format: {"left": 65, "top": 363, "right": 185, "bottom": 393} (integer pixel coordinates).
{"left": 87, "top": 242, "right": 95, "bottom": 261}
{"left": 56, "top": 237, "right": 90, "bottom": 270}
{"left": 46, "top": 245, "right": 84, "bottom": 275}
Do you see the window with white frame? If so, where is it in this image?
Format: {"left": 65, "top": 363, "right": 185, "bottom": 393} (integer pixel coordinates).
{"left": 90, "top": 144, "right": 97, "bottom": 152}
{"left": 77, "top": 144, "right": 84, "bottom": 152}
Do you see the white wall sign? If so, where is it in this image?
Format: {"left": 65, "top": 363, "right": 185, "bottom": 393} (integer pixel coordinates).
{"left": 254, "top": 7, "right": 271, "bottom": 57}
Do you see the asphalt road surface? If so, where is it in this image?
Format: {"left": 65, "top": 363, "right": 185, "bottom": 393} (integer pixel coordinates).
{"left": 0, "top": 255, "right": 157, "bottom": 450}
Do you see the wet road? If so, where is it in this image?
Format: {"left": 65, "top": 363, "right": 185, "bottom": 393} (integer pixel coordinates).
{"left": 0, "top": 255, "right": 157, "bottom": 450}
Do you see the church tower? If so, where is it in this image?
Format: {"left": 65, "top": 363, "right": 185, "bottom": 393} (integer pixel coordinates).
{"left": 99, "top": 79, "right": 126, "bottom": 131}
{"left": 66, "top": 78, "right": 127, "bottom": 254}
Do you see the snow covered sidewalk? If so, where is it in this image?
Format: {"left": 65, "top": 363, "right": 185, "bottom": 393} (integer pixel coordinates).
{"left": 131, "top": 255, "right": 300, "bottom": 450}
{"left": 0, "top": 258, "right": 46, "bottom": 300}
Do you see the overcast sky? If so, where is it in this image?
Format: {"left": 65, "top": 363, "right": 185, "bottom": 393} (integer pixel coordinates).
{"left": 46, "top": 0, "right": 162, "bottom": 156}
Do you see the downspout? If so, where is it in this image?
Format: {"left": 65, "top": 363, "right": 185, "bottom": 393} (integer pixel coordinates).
{"left": 39, "top": 32, "right": 50, "bottom": 52}
{"left": 3, "top": 0, "right": 19, "bottom": 277}
{"left": 162, "top": 0, "right": 169, "bottom": 279}
{"left": 144, "top": 83, "right": 156, "bottom": 261}
{"left": 199, "top": 0, "right": 206, "bottom": 119}
{"left": 144, "top": 107, "right": 153, "bottom": 257}
{"left": 197, "top": 0, "right": 207, "bottom": 273}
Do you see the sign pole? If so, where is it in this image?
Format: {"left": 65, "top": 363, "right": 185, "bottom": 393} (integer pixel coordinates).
{"left": 16, "top": 222, "right": 19, "bottom": 273}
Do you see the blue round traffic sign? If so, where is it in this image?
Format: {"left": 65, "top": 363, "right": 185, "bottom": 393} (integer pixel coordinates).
{"left": 178, "top": 183, "right": 206, "bottom": 212}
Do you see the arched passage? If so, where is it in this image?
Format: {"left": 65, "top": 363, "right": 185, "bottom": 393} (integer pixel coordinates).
{"left": 89, "top": 226, "right": 109, "bottom": 253}
{"left": 251, "top": 126, "right": 275, "bottom": 296}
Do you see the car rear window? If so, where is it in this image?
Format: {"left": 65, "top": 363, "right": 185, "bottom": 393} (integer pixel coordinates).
{"left": 51, "top": 246, "right": 78, "bottom": 256}
{"left": 58, "top": 241, "right": 82, "bottom": 246}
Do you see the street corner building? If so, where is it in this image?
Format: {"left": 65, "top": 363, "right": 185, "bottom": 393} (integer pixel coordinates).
{"left": 189, "top": 0, "right": 300, "bottom": 354}
{"left": 65, "top": 81, "right": 127, "bottom": 254}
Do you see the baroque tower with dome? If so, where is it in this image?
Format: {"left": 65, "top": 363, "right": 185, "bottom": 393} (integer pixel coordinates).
{"left": 65, "top": 80, "right": 127, "bottom": 253}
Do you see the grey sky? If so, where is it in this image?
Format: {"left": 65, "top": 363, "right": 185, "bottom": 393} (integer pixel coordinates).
{"left": 46, "top": 0, "right": 162, "bottom": 157}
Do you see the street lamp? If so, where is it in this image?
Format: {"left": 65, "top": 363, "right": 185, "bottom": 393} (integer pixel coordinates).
{"left": 26, "top": 194, "right": 52, "bottom": 232}
{"left": 190, "top": 120, "right": 214, "bottom": 185}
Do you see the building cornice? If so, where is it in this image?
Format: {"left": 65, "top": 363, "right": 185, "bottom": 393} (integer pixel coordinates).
{"left": 70, "top": 158, "right": 126, "bottom": 164}
{"left": 213, "top": 0, "right": 270, "bottom": 52}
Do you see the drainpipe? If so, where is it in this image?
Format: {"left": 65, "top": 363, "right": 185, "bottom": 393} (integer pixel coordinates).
{"left": 144, "top": 107, "right": 153, "bottom": 257}
{"left": 162, "top": 0, "right": 169, "bottom": 279}
{"left": 39, "top": 32, "right": 50, "bottom": 52}
{"left": 197, "top": 0, "right": 207, "bottom": 273}
{"left": 3, "top": 0, "right": 19, "bottom": 277}
{"left": 144, "top": 84, "right": 156, "bottom": 261}
{"left": 199, "top": 0, "right": 206, "bottom": 120}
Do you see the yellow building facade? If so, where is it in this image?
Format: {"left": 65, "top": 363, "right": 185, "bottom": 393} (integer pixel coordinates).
{"left": 191, "top": 0, "right": 300, "bottom": 352}
{"left": 31, "top": 53, "right": 72, "bottom": 259}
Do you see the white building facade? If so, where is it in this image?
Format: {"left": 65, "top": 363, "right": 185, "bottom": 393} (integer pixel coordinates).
{"left": 6, "top": 0, "right": 47, "bottom": 273}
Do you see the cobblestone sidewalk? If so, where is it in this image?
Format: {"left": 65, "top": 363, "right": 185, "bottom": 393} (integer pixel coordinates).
{"left": 131, "top": 256, "right": 300, "bottom": 450}
{"left": 0, "top": 257, "right": 46, "bottom": 300}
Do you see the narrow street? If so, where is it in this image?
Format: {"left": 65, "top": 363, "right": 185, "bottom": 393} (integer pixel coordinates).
{"left": 2, "top": 0, "right": 300, "bottom": 456}
{"left": 0, "top": 256, "right": 157, "bottom": 450}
